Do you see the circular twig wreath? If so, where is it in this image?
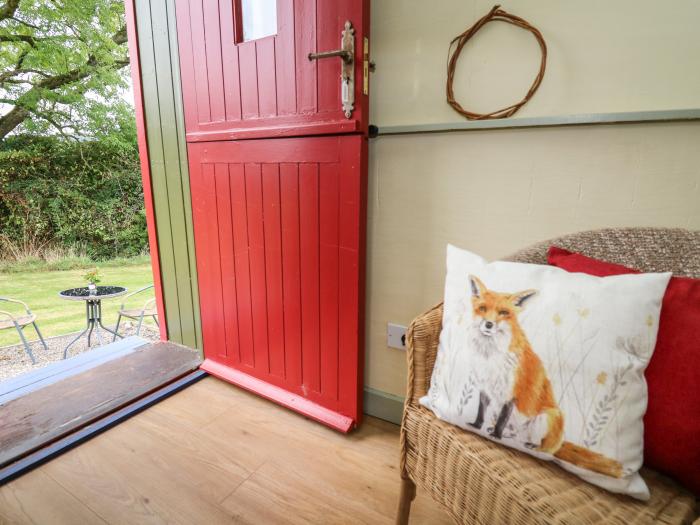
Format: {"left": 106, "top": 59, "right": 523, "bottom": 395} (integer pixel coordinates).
{"left": 446, "top": 5, "right": 547, "bottom": 120}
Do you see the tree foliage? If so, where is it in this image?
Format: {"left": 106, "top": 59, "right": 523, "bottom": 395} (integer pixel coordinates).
{"left": 0, "top": 135, "right": 147, "bottom": 260}
{"left": 0, "top": 0, "right": 131, "bottom": 141}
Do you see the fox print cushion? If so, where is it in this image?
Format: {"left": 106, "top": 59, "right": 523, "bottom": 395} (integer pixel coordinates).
{"left": 420, "top": 245, "right": 671, "bottom": 500}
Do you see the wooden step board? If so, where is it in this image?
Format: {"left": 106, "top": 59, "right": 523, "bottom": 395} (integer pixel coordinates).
{"left": 0, "top": 336, "right": 149, "bottom": 404}
{"left": 0, "top": 339, "right": 201, "bottom": 467}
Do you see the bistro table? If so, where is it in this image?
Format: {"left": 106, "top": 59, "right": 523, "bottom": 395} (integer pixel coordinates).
{"left": 59, "top": 285, "right": 127, "bottom": 359}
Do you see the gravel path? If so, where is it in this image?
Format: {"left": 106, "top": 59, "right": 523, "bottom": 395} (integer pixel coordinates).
{"left": 0, "top": 321, "right": 160, "bottom": 382}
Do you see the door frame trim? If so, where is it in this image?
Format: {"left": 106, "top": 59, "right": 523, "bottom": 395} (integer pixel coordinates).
{"left": 125, "top": 0, "right": 167, "bottom": 340}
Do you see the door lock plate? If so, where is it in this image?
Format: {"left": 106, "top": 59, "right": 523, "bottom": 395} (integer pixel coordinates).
{"left": 363, "top": 37, "right": 369, "bottom": 95}
{"left": 308, "top": 20, "right": 355, "bottom": 119}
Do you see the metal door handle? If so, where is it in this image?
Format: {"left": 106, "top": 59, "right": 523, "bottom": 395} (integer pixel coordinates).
{"left": 308, "top": 49, "right": 353, "bottom": 64}
{"left": 307, "top": 21, "right": 355, "bottom": 118}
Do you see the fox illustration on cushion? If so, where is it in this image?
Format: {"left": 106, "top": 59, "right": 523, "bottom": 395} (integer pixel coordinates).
{"left": 422, "top": 245, "right": 670, "bottom": 499}
{"left": 464, "top": 275, "right": 622, "bottom": 478}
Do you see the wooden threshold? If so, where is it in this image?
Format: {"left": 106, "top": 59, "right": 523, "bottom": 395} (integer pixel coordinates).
{"left": 0, "top": 336, "right": 149, "bottom": 404}
{"left": 0, "top": 369, "right": 206, "bottom": 485}
{"left": 0, "top": 340, "right": 201, "bottom": 470}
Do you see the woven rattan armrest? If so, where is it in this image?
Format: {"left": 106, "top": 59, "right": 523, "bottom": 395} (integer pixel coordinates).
{"left": 405, "top": 302, "right": 443, "bottom": 405}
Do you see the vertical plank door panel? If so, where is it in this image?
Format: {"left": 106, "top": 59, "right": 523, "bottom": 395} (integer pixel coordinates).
{"left": 275, "top": 0, "right": 296, "bottom": 116}
{"left": 174, "top": 0, "right": 369, "bottom": 140}
{"left": 229, "top": 163, "right": 256, "bottom": 369}
{"left": 201, "top": 0, "right": 225, "bottom": 122}
{"left": 299, "top": 162, "right": 321, "bottom": 395}
{"left": 256, "top": 37, "right": 277, "bottom": 118}
{"left": 338, "top": 136, "right": 365, "bottom": 422}
{"left": 166, "top": 0, "right": 202, "bottom": 350}
{"left": 190, "top": 162, "right": 226, "bottom": 358}
{"left": 172, "top": 0, "right": 199, "bottom": 149}
{"left": 295, "top": 0, "right": 317, "bottom": 115}
{"left": 177, "top": 0, "right": 370, "bottom": 431}
{"left": 262, "top": 164, "right": 285, "bottom": 379}
{"left": 238, "top": 42, "right": 259, "bottom": 120}
{"left": 182, "top": 0, "right": 210, "bottom": 125}
{"left": 150, "top": 0, "right": 199, "bottom": 347}
{"left": 245, "top": 164, "right": 270, "bottom": 375}
{"left": 215, "top": 163, "right": 239, "bottom": 364}
{"left": 125, "top": 0, "right": 167, "bottom": 341}
{"left": 202, "top": 164, "right": 227, "bottom": 359}
{"left": 316, "top": 0, "right": 341, "bottom": 114}
{"left": 218, "top": 0, "right": 242, "bottom": 122}
{"left": 319, "top": 163, "right": 340, "bottom": 403}
{"left": 279, "top": 163, "right": 303, "bottom": 387}
{"left": 189, "top": 136, "right": 365, "bottom": 431}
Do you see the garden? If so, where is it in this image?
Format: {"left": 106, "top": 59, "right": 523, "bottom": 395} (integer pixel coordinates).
{"left": 0, "top": 0, "right": 156, "bottom": 380}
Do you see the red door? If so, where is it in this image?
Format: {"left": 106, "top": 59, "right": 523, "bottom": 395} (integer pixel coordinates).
{"left": 175, "top": 0, "right": 369, "bottom": 431}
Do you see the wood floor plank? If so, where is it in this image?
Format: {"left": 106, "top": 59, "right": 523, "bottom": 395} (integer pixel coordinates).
{"left": 222, "top": 459, "right": 378, "bottom": 525}
{"left": 0, "top": 377, "right": 452, "bottom": 524}
{"left": 41, "top": 428, "right": 237, "bottom": 525}
{"left": 0, "top": 469, "right": 107, "bottom": 525}
{"left": 146, "top": 370, "right": 245, "bottom": 428}
{"left": 215, "top": 388, "right": 452, "bottom": 524}
{"left": 102, "top": 411, "right": 251, "bottom": 503}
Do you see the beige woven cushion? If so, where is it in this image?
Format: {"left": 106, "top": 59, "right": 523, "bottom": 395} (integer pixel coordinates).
{"left": 403, "top": 405, "right": 697, "bottom": 525}
{"left": 0, "top": 313, "right": 36, "bottom": 330}
{"left": 506, "top": 227, "right": 700, "bottom": 278}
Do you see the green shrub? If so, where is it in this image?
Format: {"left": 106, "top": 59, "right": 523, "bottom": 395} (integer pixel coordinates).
{"left": 0, "top": 135, "right": 147, "bottom": 260}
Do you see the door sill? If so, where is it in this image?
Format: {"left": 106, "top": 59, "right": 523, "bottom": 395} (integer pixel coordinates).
{"left": 0, "top": 369, "right": 206, "bottom": 485}
{"left": 0, "top": 340, "right": 201, "bottom": 471}
{"left": 201, "top": 359, "right": 354, "bottom": 432}
{"left": 1, "top": 336, "right": 150, "bottom": 403}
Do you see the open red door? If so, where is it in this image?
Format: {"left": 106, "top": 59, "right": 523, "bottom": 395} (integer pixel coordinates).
{"left": 175, "top": 0, "right": 369, "bottom": 431}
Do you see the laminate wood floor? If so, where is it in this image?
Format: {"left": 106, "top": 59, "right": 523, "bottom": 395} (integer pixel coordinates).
{"left": 0, "top": 376, "right": 452, "bottom": 524}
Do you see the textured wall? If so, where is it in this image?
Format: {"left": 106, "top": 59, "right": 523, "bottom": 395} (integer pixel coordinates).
{"left": 365, "top": 0, "right": 700, "bottom": 398}
{"left": 365, "top": 122, "right": 700, "bottom": 397}
{"left": 371, "top": 0, "right": 700, "bottom": 127}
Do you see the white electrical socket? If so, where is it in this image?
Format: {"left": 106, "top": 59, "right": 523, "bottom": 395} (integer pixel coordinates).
{"left": 387, "top": 323, "right": 407, "bottom": 350}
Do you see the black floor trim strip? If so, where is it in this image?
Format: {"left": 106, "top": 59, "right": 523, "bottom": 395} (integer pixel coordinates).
{"left": 0, "top": 368, "right": 208, "bottom": 486}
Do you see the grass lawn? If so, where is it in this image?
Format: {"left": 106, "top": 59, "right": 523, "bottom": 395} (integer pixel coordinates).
{"left": 0, "top": 260, "right": 156, "bottom": 347}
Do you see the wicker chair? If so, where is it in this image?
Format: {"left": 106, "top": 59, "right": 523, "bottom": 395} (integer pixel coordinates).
{"left": 397, "top": 228, "right": 700, "bottom": 525}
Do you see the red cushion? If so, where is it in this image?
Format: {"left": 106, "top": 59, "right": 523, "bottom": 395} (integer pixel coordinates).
{"left": 548, "top": 246, "right": 700, "bottom": 496}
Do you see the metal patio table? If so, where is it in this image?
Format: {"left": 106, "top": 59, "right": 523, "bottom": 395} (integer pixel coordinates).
{"left": 59, "top": 286, "right": 127, "bottom": 359}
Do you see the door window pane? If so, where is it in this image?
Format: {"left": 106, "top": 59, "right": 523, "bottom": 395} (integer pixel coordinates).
{"left": 241, "top": 0, "right": 277, "bottom": 41}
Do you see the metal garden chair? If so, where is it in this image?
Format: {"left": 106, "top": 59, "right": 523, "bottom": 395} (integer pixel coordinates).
{"left": 0, "top": 297, "right": 48, "bottom": 364}
{"left": 112, "top": 284, "right": 158, "bottom": 340}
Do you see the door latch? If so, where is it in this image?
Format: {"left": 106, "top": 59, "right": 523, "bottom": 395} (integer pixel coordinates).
{"left": 308, "top": 20, "right": 355, "bottom": 119}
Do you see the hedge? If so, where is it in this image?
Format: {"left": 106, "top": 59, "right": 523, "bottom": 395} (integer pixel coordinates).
{"left": 0, "top": 135, "right": 147, "bottom": 260}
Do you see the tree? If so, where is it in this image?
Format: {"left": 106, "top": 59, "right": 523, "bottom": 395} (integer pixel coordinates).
{"left": 0, "top": 0, "right": 130, "bottom": 141}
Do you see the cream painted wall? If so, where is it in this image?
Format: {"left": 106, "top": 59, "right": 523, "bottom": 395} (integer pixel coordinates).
{"left": 370, "top": 0, "right": 700, "bottom": 126}
{"left": 365, "top": 2, "right": 700, "bottom": 398}
{"left": 365, "top": 122, "right": 700, "bottom": 396}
